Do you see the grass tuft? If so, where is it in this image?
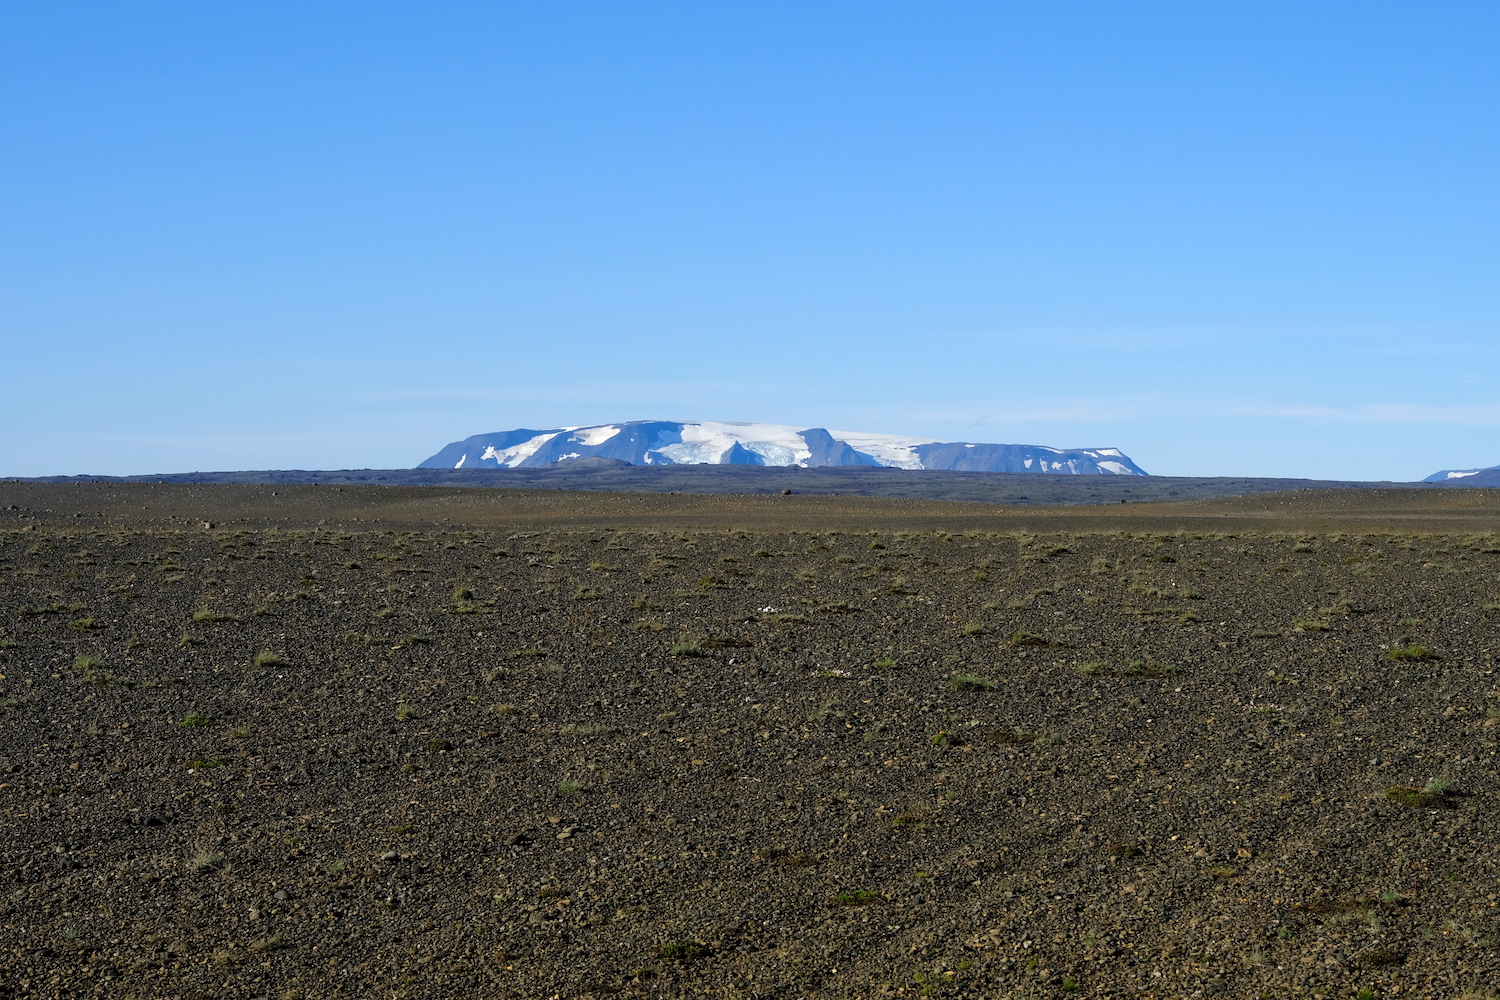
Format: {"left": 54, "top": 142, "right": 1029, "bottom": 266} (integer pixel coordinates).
{"left": 1077, "top": 659, "right": 1177, "bottom": 678}
{"left": 1008, "top": 629, "right": 1052, "bottom": 647}
{"left": 1385, "top": 776, "right": 1454, "bottom": 808}
{"left": 659, "top": 941, "right": 708, "bottom": 961}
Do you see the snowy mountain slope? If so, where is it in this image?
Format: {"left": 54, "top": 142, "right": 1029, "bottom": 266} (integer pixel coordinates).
{"left": 1423, "top": 465, "right": 1500, "bottom": 487}
{"left": 419, "top": 421, "right": 1148, "bottom": 475}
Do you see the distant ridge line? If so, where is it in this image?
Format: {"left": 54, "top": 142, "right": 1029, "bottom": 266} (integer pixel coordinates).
{"left": 7, "top": 464, "right": 1457, "bottom": 506}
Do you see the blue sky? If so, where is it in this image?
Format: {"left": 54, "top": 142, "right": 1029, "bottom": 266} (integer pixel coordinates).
{"left": 3, "top": 2, "right": 1498, "bottom": 480}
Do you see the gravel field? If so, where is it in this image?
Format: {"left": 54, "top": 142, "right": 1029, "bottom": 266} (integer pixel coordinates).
{"left": 1, "top": 486, "right": 1499, "bottom": 1000}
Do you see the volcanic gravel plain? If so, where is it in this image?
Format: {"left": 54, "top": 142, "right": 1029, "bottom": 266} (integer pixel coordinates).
{"left": 2, "top": 484, "right": 1499, "bottom": 1000}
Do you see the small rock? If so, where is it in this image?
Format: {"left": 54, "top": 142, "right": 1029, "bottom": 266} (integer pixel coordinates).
{"left": 273, "top": 890, "right": 287, "bottom": 901}
{"left": 380, "top": 851, "right": 398, "bottom": 861}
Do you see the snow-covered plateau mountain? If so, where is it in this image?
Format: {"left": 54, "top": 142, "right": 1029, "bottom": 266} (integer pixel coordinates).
{"left": 418, "top": 421, "right": 1148, "bottom": 475}
{"left": 1423, "top": 464, "right": 1500, "bottom": 487}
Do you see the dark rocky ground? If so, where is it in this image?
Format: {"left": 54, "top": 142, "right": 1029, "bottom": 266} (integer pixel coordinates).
{"left": 5, "top": 482, "right": 1500, "bottom": 537}
{"left": 9, "top": 461, "right": 1457, "bottom": 506}
{"left": 1, "top": 488, "right": 1499, "bottom": 1000}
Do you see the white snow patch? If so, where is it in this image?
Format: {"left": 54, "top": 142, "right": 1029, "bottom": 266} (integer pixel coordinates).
{"left": 480, "top": 431, "right": 562, "bottom": 468}
{"left": 1094, "top": 448, "right": 1124, "bottom": 457}
{"left": 652, "top": 421, "right": 813, "bottom": 467}
{"left": 965, "top": 443, "right": 975, "bottom": 448}
{"left": 826, "top": 428, "right": 938, "bottom": 470}
{"left": 557, "top": 452, "right": 581, "bottom": 461}
{"left": 454, "top": 454, "right": 466, "bottom": 469}
{"left": 1097, "top": 461, "right": 1132, "bottom": 475}
{"left": 571, "top": 425, "right": 621, "bottom": 447}
{"left": 1023, "top": 458, "right": 1033, "bottom": 469}
{"left": 1446, "top": 469, "right": 1482, "bottom": 479}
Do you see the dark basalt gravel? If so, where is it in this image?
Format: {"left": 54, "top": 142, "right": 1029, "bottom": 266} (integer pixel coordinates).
{"left": 2, "top": 522, "right": 1499, "bottom": 1000}
{"left": 9, "top": 462, "right": 1452, "bottom": 507}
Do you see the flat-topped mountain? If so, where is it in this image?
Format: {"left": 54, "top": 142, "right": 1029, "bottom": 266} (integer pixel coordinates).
{"left": 419, "top": 420, "right": 1147, "bottom": 475}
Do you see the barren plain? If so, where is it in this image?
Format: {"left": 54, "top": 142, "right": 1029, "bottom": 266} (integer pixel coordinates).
{"left": 1, "top": 484, "right": 1499, "bottom": 1000}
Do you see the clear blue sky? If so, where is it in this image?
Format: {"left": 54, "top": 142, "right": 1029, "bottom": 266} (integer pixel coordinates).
{"left": 4, "top": 2, "right": 1498, "bottom": 480}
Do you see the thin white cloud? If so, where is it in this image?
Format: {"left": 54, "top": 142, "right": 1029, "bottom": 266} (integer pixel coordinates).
{"left": 1232, "top": 402, "right": 1500, "bottom": 425}
{"left": 954, "top": 321, "right": 1442, "bottom": 354}
{"left": 345, "top": 381, "right": 797, "bottom": 404}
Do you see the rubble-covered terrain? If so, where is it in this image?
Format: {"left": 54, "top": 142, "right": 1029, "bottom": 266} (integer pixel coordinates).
{"left": 1, "top": 494, "right": 1499, "bottom": 999}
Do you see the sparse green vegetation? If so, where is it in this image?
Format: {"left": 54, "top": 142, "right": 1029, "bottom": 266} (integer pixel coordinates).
{"left": 4, "top": 514, "right": 1498, "bottom": 992}
{"left": 659, "top": 941, "right": 707, "bottom": 960}
{"left": 1386, "top": 776, "right": 1454, "bottom": 808}
{"left": 1008, "top": 629, "right": 1051, "bottom": 647}
{"left": 1076, "top": 659, "right": 1176, "bottom": 677}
